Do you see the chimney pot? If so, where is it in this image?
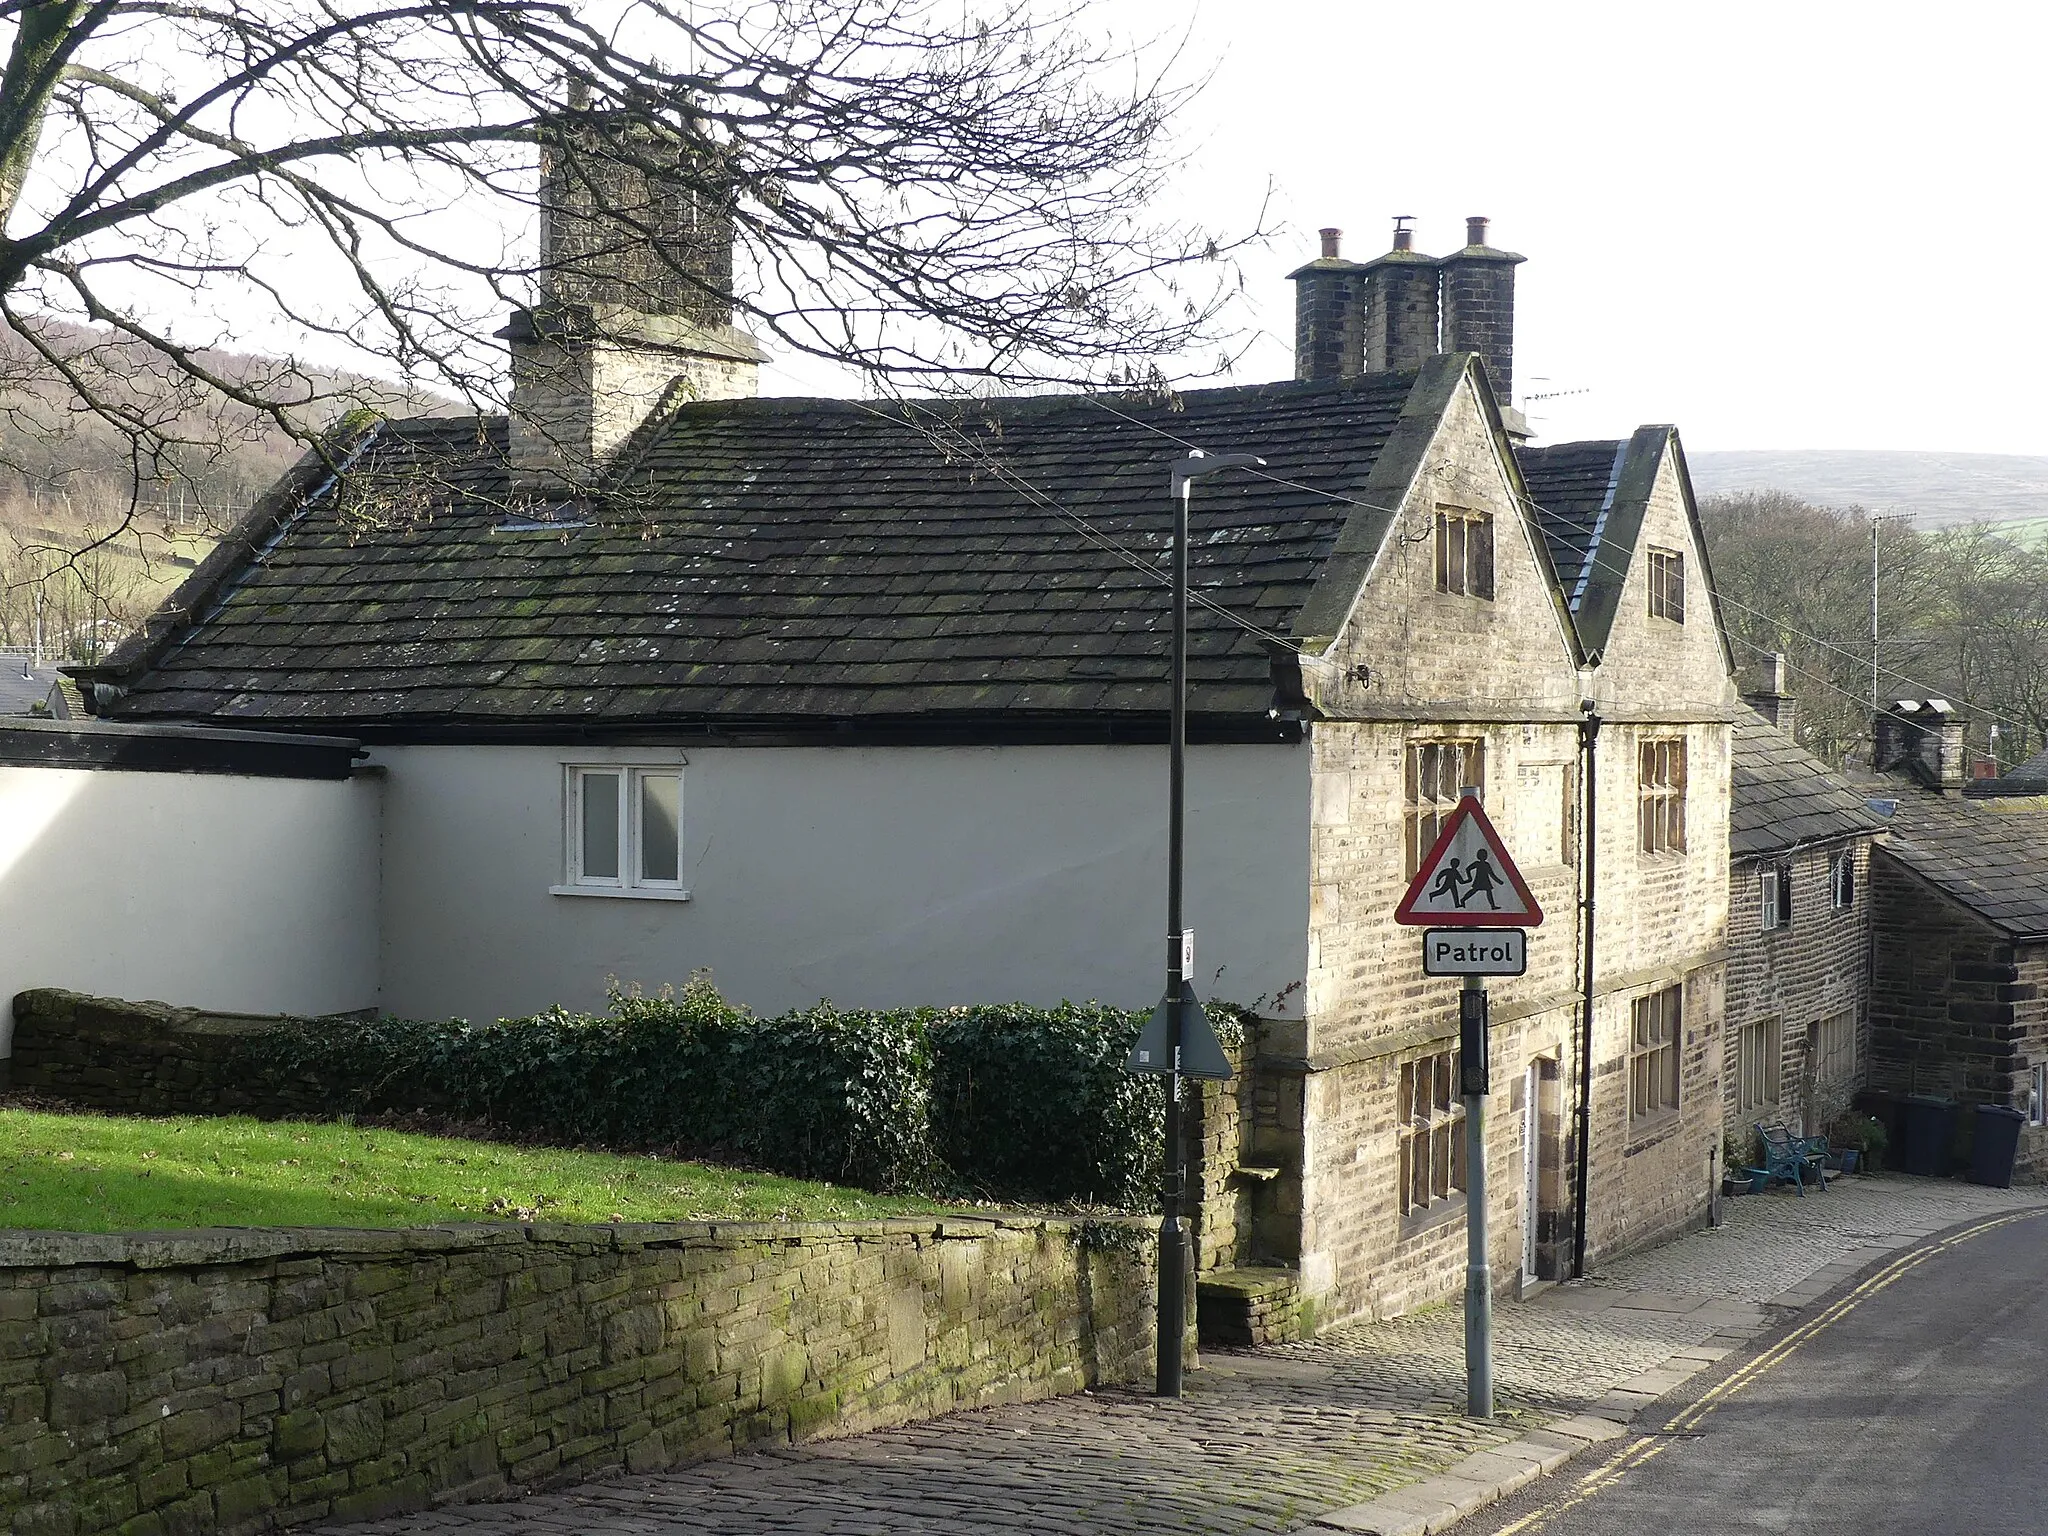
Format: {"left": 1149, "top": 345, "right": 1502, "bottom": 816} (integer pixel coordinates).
{"left": 1466, "top": 215, "right": 1489, "bottom": 248}
{"left": 1288, "top": 227, "right": 1365, "bottom": 382}
{"left": 1391, "top": 217, "right": 1415, "bottom": 253}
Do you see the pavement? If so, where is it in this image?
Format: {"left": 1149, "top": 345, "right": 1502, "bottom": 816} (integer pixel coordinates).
{"left": 328, "top": 1175, "right": 2048, "bottom": 1536}
{"left": 1456, "top": 1201, "right": 2048, "bottom": 1535}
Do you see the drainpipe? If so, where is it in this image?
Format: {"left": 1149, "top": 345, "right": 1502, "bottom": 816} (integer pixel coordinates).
{"left": 1572, "top": 706, "right": 1601, "bottom": 1279}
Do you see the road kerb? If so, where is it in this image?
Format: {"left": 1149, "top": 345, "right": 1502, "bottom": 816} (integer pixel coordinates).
{"left": 1301, "top": 1205, "right": 2048, "bottom": 1536}
{"left": 1297, "top": 1323, "right": 1768, "bottom": 1535}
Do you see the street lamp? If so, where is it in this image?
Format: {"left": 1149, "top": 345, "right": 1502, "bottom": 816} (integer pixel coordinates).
{"left": 1153, "top": 448, "right": 1263, "bottom": 1399}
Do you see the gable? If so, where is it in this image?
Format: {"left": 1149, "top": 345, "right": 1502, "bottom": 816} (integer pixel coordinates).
{"left": 1517, "top": 428, "right": 1734, "bottom": 710}
{"left": 84, "top": 377, "right": 1423, "bottom": 735}
{"left": 1293, "top": 356, "right": 1581, "bottom": 715}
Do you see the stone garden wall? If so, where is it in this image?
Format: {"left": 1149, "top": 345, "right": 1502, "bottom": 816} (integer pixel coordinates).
{"left": 7, "top": 990, "right": 352, "bottom": 1118}
{"left": 0, "top": 1216, "right": 1160, "bottom": 1535}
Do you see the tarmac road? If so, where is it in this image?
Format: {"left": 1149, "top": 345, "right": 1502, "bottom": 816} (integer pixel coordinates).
{"left": 1456, "top": 1208, "right": 2048, "bottom": 1536}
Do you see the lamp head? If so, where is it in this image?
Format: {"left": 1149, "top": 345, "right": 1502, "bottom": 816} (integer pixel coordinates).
{"left": 1171, "top": 450, "right": 1267, "bottom": 495}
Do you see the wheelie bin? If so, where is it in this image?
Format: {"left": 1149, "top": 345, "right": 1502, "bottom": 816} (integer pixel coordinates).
{"left": 1900, "top": 1094, "right": 1956, "bottom": 1177}
{"left": 1968, "top": 1103, "right": 2026, "bottom": 1188}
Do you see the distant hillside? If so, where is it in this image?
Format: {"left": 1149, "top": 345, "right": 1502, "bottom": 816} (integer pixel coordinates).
{"left": 1687, "top": 449, "right": 2048, "bottom": 530}
{"left": 0, "top": 315, "right": 458, "bottom": 538}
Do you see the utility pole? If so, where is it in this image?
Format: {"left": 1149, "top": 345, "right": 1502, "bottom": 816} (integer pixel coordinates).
{"left": 1151, "top": 447, "right": 1261, "bottom": 1400}
{"left": 1870, "top": 512, "right": 1880, "bottom": 713}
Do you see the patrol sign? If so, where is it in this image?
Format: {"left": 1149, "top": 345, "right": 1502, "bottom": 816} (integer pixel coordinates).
{"left": 1423, "top": 928, "right": 1527, "bottom": 977}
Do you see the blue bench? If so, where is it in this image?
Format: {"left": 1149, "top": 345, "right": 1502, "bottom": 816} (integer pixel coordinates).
{"left": 1755, "top": 1122, "right": 1830, "bottom": 1195}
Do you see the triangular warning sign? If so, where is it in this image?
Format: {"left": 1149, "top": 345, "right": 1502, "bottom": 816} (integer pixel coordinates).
{"left": 1394, "top": 797, "right": 1544, "bottom": 927}
{"left": 1125, "top": 987, "right": 1235, "bottom": 1080}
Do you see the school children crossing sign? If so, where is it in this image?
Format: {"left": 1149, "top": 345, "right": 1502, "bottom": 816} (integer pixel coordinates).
{"left": 1393, "top": 796, "right": 1544, "bottom": 927}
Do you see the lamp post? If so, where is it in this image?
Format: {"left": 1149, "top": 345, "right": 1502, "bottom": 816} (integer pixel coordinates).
{"left": 1156, "top": 448, "right": 1263, "bottom": 1398}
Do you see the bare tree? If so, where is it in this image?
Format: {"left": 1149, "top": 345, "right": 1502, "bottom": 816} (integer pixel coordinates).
{"left": 1702, "top": 490, "right": 2048, "bottom": 767}
{"left": 0, "top": 0, "right": 1257, "bottom": 617}
{"left": 1700, "top": 490, "right": 1889, "bottom": 764}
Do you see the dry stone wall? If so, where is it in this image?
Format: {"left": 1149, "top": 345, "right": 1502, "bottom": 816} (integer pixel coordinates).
{"left": 5, "top": 991, "right": 343, "bottom": 1119}
{"left": 0, "top": 1217, "right": 1157, "bottom": 1536}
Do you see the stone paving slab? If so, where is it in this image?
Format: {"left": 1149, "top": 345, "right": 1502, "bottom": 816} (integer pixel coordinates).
{"left": 331, "top": 1176, "right": 2048, "bottom": 1536}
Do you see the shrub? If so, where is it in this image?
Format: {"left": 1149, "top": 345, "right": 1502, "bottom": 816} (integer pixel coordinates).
{"left": 929, "top": 1002, "right": 1165, "bottom": 1207}
{"left": 246, "top": 979, "right": 1234, "bottom": 1205}
{"left": 251, "top": 977, "right": 940, "bottom": 1192}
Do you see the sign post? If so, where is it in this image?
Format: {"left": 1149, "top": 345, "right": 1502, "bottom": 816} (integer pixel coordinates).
{"left": 1460, "top": 975, "right": 1492, "bottom": 1418}
{"left": 1394, "top": 789, "right": 1543, "bottom": 1420}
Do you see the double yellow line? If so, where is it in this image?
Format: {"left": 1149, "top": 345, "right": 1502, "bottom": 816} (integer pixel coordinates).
{"left": 1493, "top": 1208, "right": 2048, "bottom": 1535}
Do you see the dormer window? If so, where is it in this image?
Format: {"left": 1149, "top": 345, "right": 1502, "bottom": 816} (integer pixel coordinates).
{"left": 1647, "top": 547, "right": 1686, "bottom": 622}
{"left": 1434, "top": 507, "right": 1494, "bottom": 600}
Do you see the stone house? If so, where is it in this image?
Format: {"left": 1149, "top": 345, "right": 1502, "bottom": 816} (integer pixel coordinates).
{"left": 1863, "top": 702, "right": 2048, "bottom": 1178}
{"left": 22, "top": 204, "right": 1742, "bottom": 1327}
{"left": 1506, "top": 420, "right": 1736, "bottom": 1283}
{"left": 1721, "top": 662, "right": 1882, "bottom": 1148}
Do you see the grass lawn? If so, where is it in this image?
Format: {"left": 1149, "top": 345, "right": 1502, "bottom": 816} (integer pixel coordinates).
{"left": 0, "top": 1108, "right": 940, "bottom": 1232}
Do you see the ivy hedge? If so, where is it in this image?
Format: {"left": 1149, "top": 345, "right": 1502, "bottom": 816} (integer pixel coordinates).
{"left": 248, "top": 979, "right": 1242, "bottom": 1207}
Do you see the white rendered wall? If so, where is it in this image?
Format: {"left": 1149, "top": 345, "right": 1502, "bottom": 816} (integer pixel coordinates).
{"left": 374, "top": 742, "right": 1311, "bottom": 1023}
{"left": 0, "top": 766, "right": 382, "bottom": 1055}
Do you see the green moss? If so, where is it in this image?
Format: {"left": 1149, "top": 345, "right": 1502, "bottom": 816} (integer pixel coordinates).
{"left": 785, "top": 1389, "right": 842, "bottom": 1440}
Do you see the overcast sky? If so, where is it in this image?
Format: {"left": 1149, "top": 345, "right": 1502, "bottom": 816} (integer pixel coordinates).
{"left": 772, "top": 1, "right": 2048, "bottom": 456}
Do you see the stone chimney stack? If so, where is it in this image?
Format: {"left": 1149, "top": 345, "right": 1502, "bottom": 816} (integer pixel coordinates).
{"left": 1438, "top": 215, "right": 1525, "bottom": 407}
{"left": 1875, "top": 699, "right": 1968, "bottom": 794}
{"left": 1927, "top": 700, "right": 1968, "bottom": 795}
{"left": 1742, "top": 653, "right": 1798, "bottom": 739}
{"left": 1287, "top": 227, "right": 1366, "bottom": 382}
{"left": 504, "top": 99, "right": 764, "bottom": 489}
{"left": 1361, "top": 218, "right": 1440, "bottom": 373}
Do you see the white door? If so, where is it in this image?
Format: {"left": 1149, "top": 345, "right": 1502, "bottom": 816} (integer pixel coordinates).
{"left": 1522, "top": 1063, "right": 1542, "bottom": 1283}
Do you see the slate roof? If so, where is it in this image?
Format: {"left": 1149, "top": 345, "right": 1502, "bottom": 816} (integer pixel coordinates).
{"left": 1515, "top": 426, "right": 1727, "bottom": 664}
{"left": 1729, "top": 709, "right": 1885, "bottom": 860}
{"left": 1965, "top": 744, "right": 2048, "bottom": 798}
{"left": 0, "top": 657, "right": 66, "bottom": 716}
{"left": 89, "top": 374, "right": 1421, "bottom": 733}
{"left": 1514, "top": 438, "right": 1624, "bottom": 612}
{"left": 1873, "top": 792, "right": 2048, "bottom": 940}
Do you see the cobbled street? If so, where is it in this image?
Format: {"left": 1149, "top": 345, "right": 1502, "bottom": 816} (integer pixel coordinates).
{"left": 334, "top": 1177, "right": 2048, "bottom": 1536}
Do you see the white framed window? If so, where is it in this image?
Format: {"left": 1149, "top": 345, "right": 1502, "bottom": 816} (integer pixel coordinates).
{"left": 2030, "top": 1064, "right": 2046, "bottom": 1128}
{"left": 1831, "top": 849, "right": 1856, "bottom": 911}
{"left": 554, "top": 764, "right": 689, "bottom": 900}
{"left": 1760, "top": 861, "right": 1792, "bottom": 932}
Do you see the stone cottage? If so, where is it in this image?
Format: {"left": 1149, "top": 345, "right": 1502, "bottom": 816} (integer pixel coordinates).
{"left": 1721, "top": 660, "right": 1882, "bottom": 1145}
{"left": 1864, "top": 701, "right": 2048, "bottom": 1179}
{"left": 26, "top": 201, "right": 1743, "bottom": 1327}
